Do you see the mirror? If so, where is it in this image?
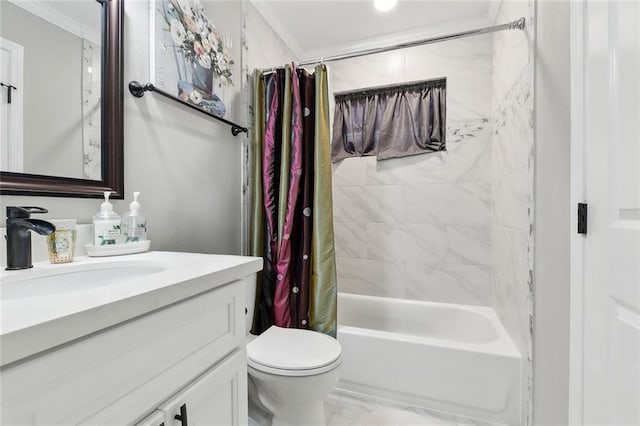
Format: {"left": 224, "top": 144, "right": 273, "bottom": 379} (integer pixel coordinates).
{"left": 1, "top": 0, "right": 102, "bottom": 180}
{"left": 0, "top": 0, "right": 123, "bottom": 198}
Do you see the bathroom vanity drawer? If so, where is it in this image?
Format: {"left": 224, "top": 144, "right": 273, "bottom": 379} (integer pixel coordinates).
{"left": 0, "top": 279, "right": 245, "bottom": 425}
{"left": 85, "top": 349, "right": 248, "bottom": 425}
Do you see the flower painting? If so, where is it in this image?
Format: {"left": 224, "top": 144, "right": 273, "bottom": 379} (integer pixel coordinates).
{"left": 152, "top": 0, "right": 235, "bottom": 118}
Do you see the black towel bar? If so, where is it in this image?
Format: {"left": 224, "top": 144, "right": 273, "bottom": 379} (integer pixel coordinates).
{"left": 128, "top": 81, "right": 248, "bottom": 136}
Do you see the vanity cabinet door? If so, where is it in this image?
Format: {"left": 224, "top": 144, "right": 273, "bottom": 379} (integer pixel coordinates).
{"left": 159, "top": 349, "right": 248, "bottom": 426}
{"left": 136, "top": 410, "right": 165, "bottom": 426}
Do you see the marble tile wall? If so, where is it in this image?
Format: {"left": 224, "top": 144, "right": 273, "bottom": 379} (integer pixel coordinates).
{"left": 490, "top": 1, "right": 535, "bottom": 425}
{"left": 330, "top": 35, "right": 494, "bottom": 306}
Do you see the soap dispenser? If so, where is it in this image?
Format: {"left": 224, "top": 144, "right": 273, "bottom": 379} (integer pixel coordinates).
{"left": 121, "top": 192, "right": 147, "bottom": 243}
{"left": 93, "top": 191, "right": 121, "bottom": 245}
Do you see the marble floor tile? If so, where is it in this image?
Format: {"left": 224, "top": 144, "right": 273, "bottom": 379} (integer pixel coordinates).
{"left": 324, "top": 389, "right": 505, "bottom": 426}
{"left": 325, "top": 392, "right": 342, "bottom": 423}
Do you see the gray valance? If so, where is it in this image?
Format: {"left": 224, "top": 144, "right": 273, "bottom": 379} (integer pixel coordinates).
{"left": 332, "top": 78, "right": 446, "bottom": 162}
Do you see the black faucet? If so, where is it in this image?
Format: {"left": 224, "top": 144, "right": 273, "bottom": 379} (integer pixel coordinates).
{"left": 5, "top": 207, "right": 56, "bottom": 270}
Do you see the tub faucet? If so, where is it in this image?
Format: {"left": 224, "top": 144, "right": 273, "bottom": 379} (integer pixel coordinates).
{"left": 5, "top": 206, "right": 56, "bottom": 270}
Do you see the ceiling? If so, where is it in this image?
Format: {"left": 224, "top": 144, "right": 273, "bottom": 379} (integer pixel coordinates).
{"left": 250, "top": 0, "right": 499, "bottom": 61}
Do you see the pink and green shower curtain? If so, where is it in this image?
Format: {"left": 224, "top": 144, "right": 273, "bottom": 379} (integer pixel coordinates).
{"left": 250, "top": 64, "right": 337, "bottom": 337}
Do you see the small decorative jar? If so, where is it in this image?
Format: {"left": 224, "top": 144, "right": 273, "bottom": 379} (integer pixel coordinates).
{"left": 47, "top": 220, "right": 77, "bottom": 264}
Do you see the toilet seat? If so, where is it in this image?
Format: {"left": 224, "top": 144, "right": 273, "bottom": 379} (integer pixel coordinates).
{"left": 247, "top": 326, "right": 343, "bottom": 377}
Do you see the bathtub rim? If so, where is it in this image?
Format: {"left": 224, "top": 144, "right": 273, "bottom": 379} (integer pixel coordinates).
{"left": 337, "top": 292, "right": 521, "bottom": 358}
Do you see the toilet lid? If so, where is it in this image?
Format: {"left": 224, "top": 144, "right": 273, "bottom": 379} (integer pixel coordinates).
{"left": 247, "top": 326, "right": 342, "bottom": 375}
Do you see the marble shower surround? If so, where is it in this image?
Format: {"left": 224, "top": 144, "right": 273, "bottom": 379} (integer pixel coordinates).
{"left": 245, "top": 3, "right": 533, "bottom": 420}
{"left": 328, "top": 6, "right": 535, "bottom": 421}
{"left": 330, "top": 35, "right": 494, "bottom": 306}
{"left": 490, "top": 1, "right": 535, "bottom": 425}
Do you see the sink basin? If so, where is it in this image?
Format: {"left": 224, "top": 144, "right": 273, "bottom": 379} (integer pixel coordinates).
{"left": 1, "top": 261, "right": 166, "bottom": 300}
{"left": 0, "top": 251, "right": 263, "bottom": 367}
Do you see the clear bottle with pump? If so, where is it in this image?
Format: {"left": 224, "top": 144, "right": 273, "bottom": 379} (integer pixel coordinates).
{"left": 121, "top": 192, "right": 147, "bottom": 243}
{"left": 93, "top": 191, "right": 121, "bottom": 245}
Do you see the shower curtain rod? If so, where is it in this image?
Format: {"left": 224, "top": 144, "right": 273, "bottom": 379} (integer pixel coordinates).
{"left": 296, "top": 17, "right": 525, "bottom": 67}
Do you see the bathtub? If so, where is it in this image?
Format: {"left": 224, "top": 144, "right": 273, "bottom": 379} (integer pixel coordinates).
{"left": 336, "top": 293, "right": 522, "bottom": 425}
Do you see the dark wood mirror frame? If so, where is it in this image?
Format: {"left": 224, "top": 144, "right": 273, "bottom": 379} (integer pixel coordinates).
{"left": 0, "top": 0, "right": 124, "bottom": 199}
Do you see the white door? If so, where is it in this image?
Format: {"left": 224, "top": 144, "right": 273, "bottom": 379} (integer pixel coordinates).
{"left": 576, "top": 0, "right": 640, "bottom": 424}
{"left": 0, "top": 37, "right": 24, "bottom": 172}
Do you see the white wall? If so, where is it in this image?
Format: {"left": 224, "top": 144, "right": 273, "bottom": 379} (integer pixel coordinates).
{"left": 1, "top": 0, "right": 247, "bottom": 256}
{"left": 532, "top": 1, "right": 571, "bottom": 424}
{"left": 329, "top": 36, "right": 494, "bottom": 305}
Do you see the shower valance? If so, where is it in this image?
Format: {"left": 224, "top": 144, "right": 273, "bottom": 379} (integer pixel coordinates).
{"left": 332, "top": 78, "right": 446, "bottom": 162}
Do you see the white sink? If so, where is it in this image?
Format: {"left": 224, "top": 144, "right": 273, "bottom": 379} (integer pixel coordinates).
{"left": 1, "top": 261, "right": 166, "bottom": 300}
{"left": 0, "top": 251, "right": 263, "bottom": 366}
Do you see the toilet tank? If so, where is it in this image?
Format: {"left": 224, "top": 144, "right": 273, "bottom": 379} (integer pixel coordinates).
{"left": 244, "top": 274, "right": 258, "bottom": 335}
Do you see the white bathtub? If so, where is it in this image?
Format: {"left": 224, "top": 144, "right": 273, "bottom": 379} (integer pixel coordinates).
{"left": 337, "top": 293, "right": 522, "bottom": 425}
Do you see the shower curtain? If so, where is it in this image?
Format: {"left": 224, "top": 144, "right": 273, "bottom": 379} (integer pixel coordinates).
{"left": 250, "top": 64, "right": 337, "bottom": 337}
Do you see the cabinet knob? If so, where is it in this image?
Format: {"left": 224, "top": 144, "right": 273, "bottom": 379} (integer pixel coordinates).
{"left": 174, "top": 403, "right": 188, "bottom": 426}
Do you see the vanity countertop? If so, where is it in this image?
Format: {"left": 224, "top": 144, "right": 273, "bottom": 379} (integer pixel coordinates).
{"left": 0, "top": 251, "right": 262, "bottom": 367}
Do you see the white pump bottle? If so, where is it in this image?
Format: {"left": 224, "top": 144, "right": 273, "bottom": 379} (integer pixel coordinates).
{"left": 92, "top": 191, "right": 121, "bottom": 245}
{"left": 121, "top": 192, "right": 148, "bottom": 243}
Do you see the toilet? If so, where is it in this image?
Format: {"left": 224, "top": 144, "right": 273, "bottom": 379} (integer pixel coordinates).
{"left": 245, "top": 278, "right": 343, "bottom": 426}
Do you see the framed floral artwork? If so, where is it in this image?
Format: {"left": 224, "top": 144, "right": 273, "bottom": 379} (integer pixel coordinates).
{"left": 150, "top": 0, "right": 235, "bottom": 118}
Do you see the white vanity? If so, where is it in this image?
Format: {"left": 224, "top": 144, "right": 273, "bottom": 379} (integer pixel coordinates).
{"left": 0, "top": 251, "right": 262, "bottom": 425}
